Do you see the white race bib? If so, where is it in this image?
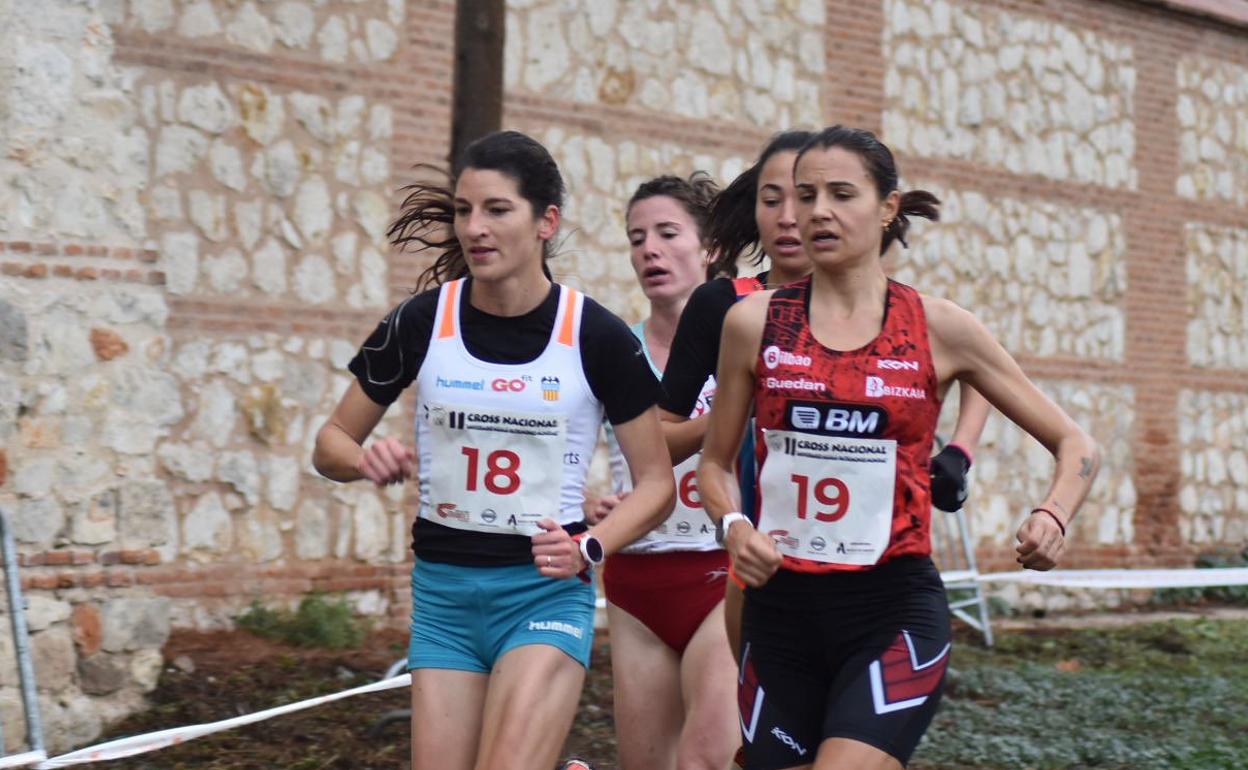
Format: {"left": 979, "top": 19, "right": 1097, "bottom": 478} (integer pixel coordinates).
{"left": 426, "top": 402, "right": 566, "bottom": 535}
{"left": 756, "top": 429, "right": 896, "bottom": 565}
{"left": 650, "top": 454, "right": 716, "bottom": 544}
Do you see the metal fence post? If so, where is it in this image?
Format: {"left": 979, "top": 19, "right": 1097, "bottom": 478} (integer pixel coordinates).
{"left": 0, "top": 506, "right": 45, "bottom": 764}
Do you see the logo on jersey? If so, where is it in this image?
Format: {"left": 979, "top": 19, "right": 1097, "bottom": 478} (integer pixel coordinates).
{"left": 865, "top": 376, "right": 926, "bottom": 400}
{"left": 435, "top": 376, "right": 485, "bottom": 391}
{"left": 435, "top": 502, "right": 470, "bottom": 522}
{"left": 541, "top": 376, "right": 560, "bottom": 401}
{"left": 762, "top": 345, "right": 812, "bottom": 370}
{"left": 810, "top": 536, "right": 827, "bottom": 552}
{"left": 877, "top": 359, "right": 920, "bottom": 371}
{"left": 765, "top": 377, "right": 826, "bottom": 393}
{"left": 480, "top": 508, "right": 497, "bottom": 524}
{"left": 786, "top": 401, "right": 888, "bottom": 437}
{"left": 492, "top": 377, "right": 527, "bottom": 393}
{"left": 767, "top": 529, "right": 799, "bottom": 549}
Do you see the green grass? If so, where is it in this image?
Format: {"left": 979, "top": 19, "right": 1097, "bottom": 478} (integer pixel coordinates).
{"left": 913, "top": 619, "right": 1248, "bottom": 770}
{"left": 236, "top": 595, "right": 368, "bottom": 649}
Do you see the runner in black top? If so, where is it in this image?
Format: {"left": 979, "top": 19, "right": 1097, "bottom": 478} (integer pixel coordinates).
{"left": 313, "top": 131, "right": 675, "bottom": 770}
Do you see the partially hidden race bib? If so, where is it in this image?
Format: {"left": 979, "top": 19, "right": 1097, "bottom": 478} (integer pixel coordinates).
{"left": 652, "top": 454, "right": 717, "bottom": 544}
{"left": 426, "top": 401, "right": 566, "bottom": 536}
{"left": 757, "top": 429, "right": 896, "bottom": 565}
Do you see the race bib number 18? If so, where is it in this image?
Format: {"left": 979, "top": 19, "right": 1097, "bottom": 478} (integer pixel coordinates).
{"left": 757, "top": 429, "right": 896, "bottom": 565}
{"left": 426, "top": 402, "right": 566, "bottom": 535}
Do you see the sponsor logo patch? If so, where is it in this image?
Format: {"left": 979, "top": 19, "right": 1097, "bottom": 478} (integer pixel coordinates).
{"left": 528, "top": 620, "right": 584, "bottom": 639}
{"left": 762, "top": 345, "right": 812, "bottom": 370}
{"left": 765, "top": 377, "right": 826, "bottom": 393}
{"left": 786, "top": 401, "right": 888, "bottom": 437}
{"left": 865, "top": 375, "right": 926, "bottom": 400}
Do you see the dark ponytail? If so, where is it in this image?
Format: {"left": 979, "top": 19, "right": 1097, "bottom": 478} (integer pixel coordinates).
{"left": 796, "top": 125, "right": 939, "bottom": 255}
{"left": 703, "top": 130, "right": 815, "bottom": 279}
{"left": 626, "top": 171, "right": 720, "bottom": 241}
{"left": 388, "top": 130, "right": 565, "bottom": 290}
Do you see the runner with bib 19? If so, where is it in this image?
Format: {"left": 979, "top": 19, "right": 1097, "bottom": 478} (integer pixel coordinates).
{"left": 661, "top": 131, "right": 991, "bottom": 669}
{"left": 697, "top": 126, "right": 1099, "bottom": 770}
{"left": 312, "top": 130, "right": 675, "bottom": 770}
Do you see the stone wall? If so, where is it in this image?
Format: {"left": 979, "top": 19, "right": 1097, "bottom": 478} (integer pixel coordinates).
{"left": 1, "top": 0, "right": 454, "bottom": 753}
{"left": 882, "top": 0, "right": 1138, "bottom": 188}
{"left": 2, "top": 0, "right": 1247, "bottom": 756}
{"left": 1185, "top": 223, "right": 1248, "bottom": 370}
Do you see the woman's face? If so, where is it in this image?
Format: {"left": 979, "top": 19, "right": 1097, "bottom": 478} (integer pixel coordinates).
{"left": 754, "top": 150, "right": 809, "bottom": 277}
{"left": 453, "top": 168, "right": 557, "bottom": 283}
{"left": 626, "top": 195, "right": 708, "bottom": 305}
{"left": 794, "top": 145, "right": 898, "bottom": 270}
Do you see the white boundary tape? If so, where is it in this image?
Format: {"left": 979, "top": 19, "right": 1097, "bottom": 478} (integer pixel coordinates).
{"left": 973, "top": 567, "right": 1248, "bottom": 589}
{"left": 11, "top": 567, "right": 1246, "bottom": 768}
{"left": 28, "top": 674, "right": 411, "bottom": 769}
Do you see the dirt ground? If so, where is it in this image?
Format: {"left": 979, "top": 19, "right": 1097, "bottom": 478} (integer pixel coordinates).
{"left": 84, "top": 607, "right": 1248, "bottom": 770}
{"left": 88, "top": 627, "right": 617, "bottom": 770}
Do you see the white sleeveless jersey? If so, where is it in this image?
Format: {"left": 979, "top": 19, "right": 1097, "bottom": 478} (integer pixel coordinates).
{"left": 414, "top": 279, "right": 603, "bottom": 535}
{"left": 608, "top": 321, "right": 720, "bottom": 553}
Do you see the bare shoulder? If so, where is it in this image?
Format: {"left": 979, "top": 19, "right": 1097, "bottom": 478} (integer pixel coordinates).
{"left": 920, "top": 293, "right": 986, "bottom": 348}
{"left": 724, "top": 289, "right": 774, "bottom": 328}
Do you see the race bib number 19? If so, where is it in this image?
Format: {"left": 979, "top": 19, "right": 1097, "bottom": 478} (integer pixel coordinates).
{"left": 426, "top": 402, "right": 566, "bottom": 535}
{"left": 757, "top": 429, "right": 896, "bottom": 565}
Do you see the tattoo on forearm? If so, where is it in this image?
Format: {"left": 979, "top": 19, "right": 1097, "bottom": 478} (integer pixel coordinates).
{"left": 1078, "top": 457, "right": 1094, "bottom": 479}
{"left": 1052, "top": 500, "right": 1070, "bottom": 519}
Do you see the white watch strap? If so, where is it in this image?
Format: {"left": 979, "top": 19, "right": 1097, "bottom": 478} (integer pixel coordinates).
{"left": 579, "top": 535, "right": 602, "bottom": 565}
{"left": 721, "top": 512, "right": 752, "bottom": 532}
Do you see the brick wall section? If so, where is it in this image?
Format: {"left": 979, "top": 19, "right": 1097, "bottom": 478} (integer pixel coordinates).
{"left": 824, "top": 0, "right": 886, "bottom": 131}
{"left": 76, "top": 2, "right": 454, "bottom": 617}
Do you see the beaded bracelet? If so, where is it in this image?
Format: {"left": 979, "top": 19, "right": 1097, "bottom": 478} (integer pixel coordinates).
{"left": 1030, "top": 507, "right": 1066, "bottom": 537}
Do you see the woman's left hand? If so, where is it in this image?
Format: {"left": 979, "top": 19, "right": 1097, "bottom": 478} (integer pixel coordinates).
{"left": 1015, "top": 510, "right": 1065, "bottom": 571}
{"left": 532, "top": 518, "right": 586, "bottom": 579}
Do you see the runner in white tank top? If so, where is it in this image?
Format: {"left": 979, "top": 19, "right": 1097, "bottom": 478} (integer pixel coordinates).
{"left": 313, "top": 131, "right": 675, "bottom": 770}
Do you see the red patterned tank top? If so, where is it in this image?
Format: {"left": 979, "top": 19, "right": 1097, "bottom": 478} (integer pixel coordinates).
{"left": 752, "top": 277, "right": 941, "bottom": 573}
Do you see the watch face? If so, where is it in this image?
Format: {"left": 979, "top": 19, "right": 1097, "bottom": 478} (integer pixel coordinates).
{"left": 585, "top": 536, "right": 604, "bottom": 564}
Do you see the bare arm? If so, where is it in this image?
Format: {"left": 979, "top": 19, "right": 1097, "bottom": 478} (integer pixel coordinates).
{"left": 313, "top": 381, "right": 414, "bottom": 485}
{"left": 534, "top": 406, "right": 677, "bottom": 577}
{"left": 697, "top": 294, "right": 782, "bottom": 586}
{"left": 659, "top": 409, "right": 710, "bottom": 465}
{"left": 594, "top": 406, "right": 677, "bottom": 553}
{"left": 927, "top": 297, "right": 1100, "bottom": 569}
{"left": 948, "top": 381, "right": 991, "bottom": 456}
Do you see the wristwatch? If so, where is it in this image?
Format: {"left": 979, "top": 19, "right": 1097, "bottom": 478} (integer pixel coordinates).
{"left": 715, "top": 512, "right": 752, "bottom": 546}
{"left": 577, "top": 533, "right": 605, "bottom": 567}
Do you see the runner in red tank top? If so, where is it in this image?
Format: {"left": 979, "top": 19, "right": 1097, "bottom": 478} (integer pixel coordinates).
{"left": 659, "top": 133, "right": 992, "bottom": 683}
{"left": 699, "top": 126, "right": 1100, "bottom": 770}
{"left": 752, "top": 276, "right": 942, "bottom": 573}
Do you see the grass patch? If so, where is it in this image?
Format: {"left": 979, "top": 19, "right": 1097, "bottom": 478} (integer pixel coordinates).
{"left": 1152, "top": 549, "right": 1248, "bottom": 607}
{"left": 914, "top": 619, "right": 1248, "bottom": 770}
{"left": 236, "top": 595, "right": 367, "bottom": 649}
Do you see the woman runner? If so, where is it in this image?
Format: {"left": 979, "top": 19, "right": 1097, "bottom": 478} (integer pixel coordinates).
{"left": 660, "top": 131, "right": 989, "bottom": 664}
{"left": 589, "top": 173, "right": 740, "bottom": 770}
{"left": 699, "top": 125, "right": 1099, "bottom": 770}
{"left": 312, "top": 130, "right": 675, "bottom": 770}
